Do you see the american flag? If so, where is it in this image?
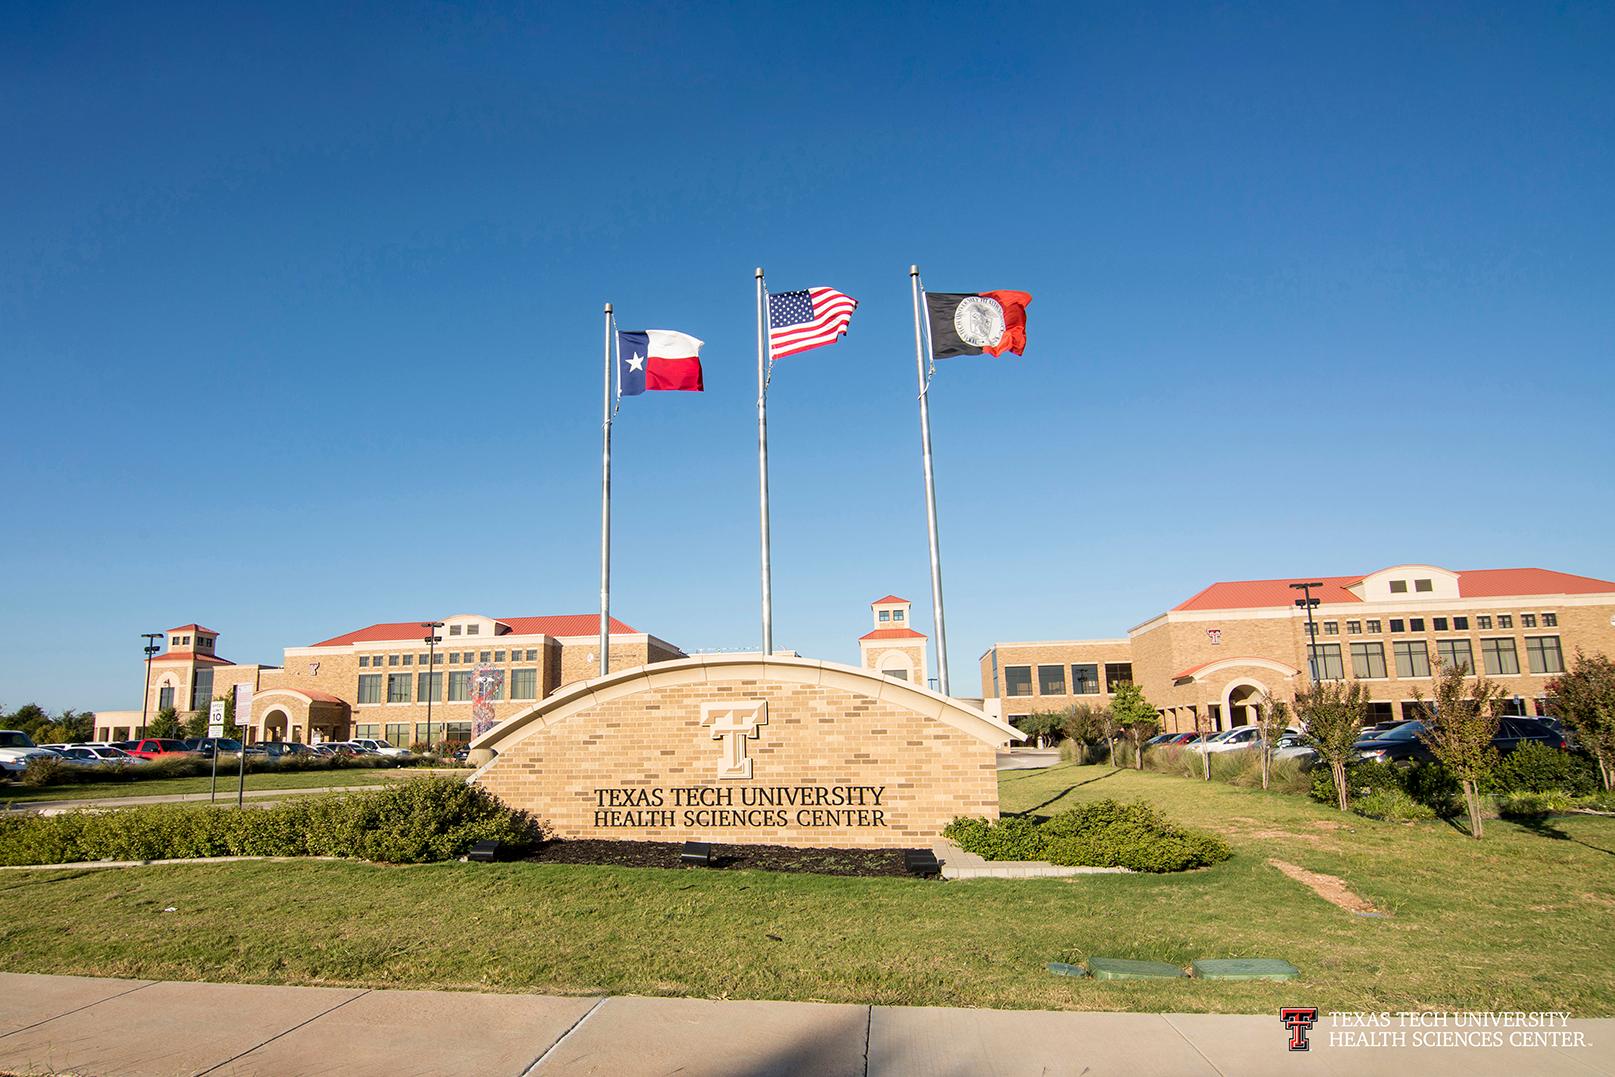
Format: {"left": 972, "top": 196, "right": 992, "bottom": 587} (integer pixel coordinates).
{"left": 768, "top": 286, "right": 858, "bottom": 359}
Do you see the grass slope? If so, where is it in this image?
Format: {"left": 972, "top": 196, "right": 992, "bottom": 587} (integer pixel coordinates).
{"left": 0, "top": 768, "right": 421, "bottom": 804}
{"left": 0, "top": 763, "right": 1610, "bottom": 1014}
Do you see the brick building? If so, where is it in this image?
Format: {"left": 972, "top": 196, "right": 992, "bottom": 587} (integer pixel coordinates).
{"left": 100, "top": 614, "right": 683, "bottom": 747}
{"left": 981, "top": 564, "right": 1615, "bottom": 733}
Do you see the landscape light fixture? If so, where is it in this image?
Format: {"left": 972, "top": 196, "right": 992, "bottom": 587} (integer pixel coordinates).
{"left": 904, "top": 848, "right": 942, "bottom": 878}
{"left": 467, "top": 839, "right": 502, "bottom": 863}
{"left": 421, "top": 622, "right": 444, "bottom": 750}
{"left": 680, "top": 841, "right": 713, "bottom": 867}
{"left": 1289, "top": 582, "right": 1324, "bottom": 684}
{"left": 139, "top": 633, "right": 163, "bottom": 738}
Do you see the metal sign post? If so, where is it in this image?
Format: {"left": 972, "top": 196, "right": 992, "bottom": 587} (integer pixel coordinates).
{"left": 207, "top": 700, "right": 225, "bottom": 803}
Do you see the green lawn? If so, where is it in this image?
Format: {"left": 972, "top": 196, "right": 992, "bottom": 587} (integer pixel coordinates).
{"left": 0, "top": 768, "right": 428, "bottom": 804}
{"left": 0, "top": 763, "right": 1611, "bottom": 1014}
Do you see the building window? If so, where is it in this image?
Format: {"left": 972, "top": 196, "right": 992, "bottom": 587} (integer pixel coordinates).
{"left": 1402, "top": 700, "right": 1431, "bottom": 721}
{"left": 494, "top": 650, "right": 505, "bottom": 662}
{"left": 1346, "top": 620, "right": 1362, "bottom": 634}
{"left": 1367, "top": 701, "right": 1395, "bottom": 724}
{"left": 1366, "top": 619, "right": 1381, "bottom": 633}
{"left": 1433, "top": 617, "right": 1448, "bottom": 632}
{"left": 417, "top": 671, "right": 442, "bottom": 702}
{"left": 357, "top": 674, "right": 382, "bottom": 705}
{"left": 1498, "top": 697, "right": 1527, "bottom": 717}
{"left": 449, "top": 625, "right": 462, "bottom": 636}
{"left": 1409, "top": 618, "right": 1425, "bottom": 632}
{"left": 1390, "top": 580, "right": 1408, "bottom": 593}
{"left": 1004, "top": 666, "right": 1032, "bottom": 697}
{"left": 1453, "top": 616, "right": 1469, "bottom": 630}
{"left": 510, "top": 668, "right": 538, "bottom": 700}
{"left": 388, "top": 654, "right": 399, "bottom": 667}
{"left": 1498, "top": 614, "right": 1513, "bottom": 629}
{"left": 1308, "top": 643, "right": 1345, "bottom": 680}
{"left": 1072, "top": 664, "right": 1100, "bottom": 695}
{"left": 466, "top": 625, "right": 480, "bottom": 635}
{"left": 879, "top": 609, "right": 891, "bottom": 623}
{"left": 893, "top": 609, "right": 904, "bottom": 621}
{"left": 190, "top": 669, "right": 214, "bottom": 711}
{"left": 1304, "top": 621, "right": 1317, "bottom": 637}
{"left": 1389, "top": 619, "right": 1405, "bottom": 633}
{"left": 1350, "top": 642, "right": 1387, "bottom": 679}
{"left": 385, "top": 723, "right": 409, "bottom": 745}
{"left": 1526, "top": 636, "right": 1564, "bottom": 675}
{"left": 525, "top": 649, "right": 538, "bottom": 661}
{"left": 448, "top": 671, "right": 472, "bottom": 702}
{"left": 1520, "top": 613, "right": 1537, "bottom": 628}
{"left": 1414, "top": 579, "right": 1433, "bottom": 592}
{"left": 359, "top": 656, "right": 370, "bottom": 668}
{"left": 443, "top": 721, "right": 472, "bottom": 746}
{"left": 1104, "top": 663, "right": 1133, "bottom": 691}
{"left": 1477, "top": 615, "right": 1492, "bottom": 629}
{"left": 479, "top": 651, "right": 491, "bottom": 663}
{"left": 1394, "top": 641, "right": 1431, "bottom": 678}
{"left": 1542, "top": 612, "right": 1557, "bottom": 627}
{"left": 386, "top": 674, "right": 411, "bottom": 703}
{"left": 1038, "top": 665, "right": 1066, "bottom": 695}
{"left": 402, "top": 654, "right": 412, "bottom": 666}
{"left": 1482, "top": 638, "right": 1520, "bottom": 676}
{"left": 1323, "top": 621, "right": 1338, "bottom": 635}
{"left": 158, "top": 685, "right": 175, "bottom": 710}
{"left": 355, "top": 724, "right": 380, "bottom": 739}
{"left": 1436, "top": 639, "right": 1474, "bottom": 674}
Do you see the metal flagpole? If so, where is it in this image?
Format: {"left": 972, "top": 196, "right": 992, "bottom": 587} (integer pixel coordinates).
{"left": 756, "top": 267, "right": 774, "bottom": 656}
{"left": 909, "top": 265, "right": 951, "bottom": 696}
{"left": 599, "top": 303, "right": 613, "bottom": 677}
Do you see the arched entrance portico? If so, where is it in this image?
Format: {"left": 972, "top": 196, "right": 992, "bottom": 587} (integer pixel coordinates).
{"left": 264, "top": 708, "right": 291, "bottom": 741}
{"left": 1223, "top": 681, "right": 1269, "bottom": 727}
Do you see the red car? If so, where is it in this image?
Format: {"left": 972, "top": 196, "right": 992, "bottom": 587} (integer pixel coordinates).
{"left": 123, "top": 738, "right": 195, "bottom": 761}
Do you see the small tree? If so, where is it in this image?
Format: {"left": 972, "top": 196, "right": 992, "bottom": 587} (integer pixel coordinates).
{"left": 1296, "top": 679, "right": 1372, "bottom": 811}
{"left": 1547, "top": 651, "right": 1615, "bottom": 791}
{"left": 1016, "top": 711, "right": 1062, "bottom": 748}
{"left": 147, "top": 707, "right": 182, "bottom": 739}
{"left": 1416, "top": 662, "right": 1505, "bottom": 839}
{"left": 1254, "top": 692, "right": 1291, "bottom": 791}
{"left": 182, "top": 710, "right": 208, "bottom": 738}
{"left": 1099, "top": 706, "right": 1122, "bottom": 768}
{"left": 1191, "top": 707, "right": 1214, "bottom": 780}
{"left": 1110, "top": 683, "right": 1159, "bottom": 770}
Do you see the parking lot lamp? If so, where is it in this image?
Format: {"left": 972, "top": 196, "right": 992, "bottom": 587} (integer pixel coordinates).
{"left": 422, "top": 622, "right": 444, "bottom": 750}
{"left": 139, "top": 633, "right": 162, "bottom": 738}
{"left": 1290, "top": 582, "right": 1324, "bottom": 684}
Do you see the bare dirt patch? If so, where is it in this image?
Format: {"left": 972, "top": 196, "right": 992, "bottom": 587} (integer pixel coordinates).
{"left": 1268, "top": 858, "right": 1385, "bottom": 915}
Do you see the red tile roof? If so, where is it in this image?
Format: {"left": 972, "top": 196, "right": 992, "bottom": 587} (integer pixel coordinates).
{"left": 1173, "top": 576, "right": 1363, "bottom": 611}
{"left": 1172, "top": 567, "right": 1615, "bottom": 611}
{"left": 871, "top": 595, "right": 910, "bottom": 605}
{"left": 168, "top": 624, "right": 219, "bottom": 635}
{"left": 310, "top": 615, "right": 640, "bottom": 647}
{"left": 860, "top": 627, "right": 927, "bottom": 641}
{"left": 151, "top": 651, "right": 235, "bottom": 665}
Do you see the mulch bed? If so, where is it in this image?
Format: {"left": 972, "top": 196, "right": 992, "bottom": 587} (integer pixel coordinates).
{"left": 520, "top": 838, "right": 914, "bottom": 878}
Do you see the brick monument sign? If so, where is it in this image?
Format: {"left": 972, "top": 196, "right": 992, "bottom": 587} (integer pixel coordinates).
{"left": 468, "top": 654, "right": 1022, "bottom": 848}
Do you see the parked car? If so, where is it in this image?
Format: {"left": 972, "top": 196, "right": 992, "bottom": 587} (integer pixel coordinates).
{"left": 54, "top": 745, "right": 138, "bottom": 767}
{"left": 1273, "top": 733, "right": 1316, "bottom": 760}
{"left": 124, "top": 738, "right": 197, "bottom": 761}
{"left": 0, "top": 730, "right": 59, "bottom": 777}
{"left": 1354, "top": 717, "right": 1565, "bottom": 764}
{"left": 1357, "top": 721, "right": 1405, "bottom": 741}
{"left": 244, "top": 741, "right": 316, "bottom": 761}
{"left": 347, "top": 738, "right": 414, "bottom": 759}
{"left": 185, "top": 737, "right": 244, "bottom": 759}
{"left": 452, "top": 746, "right": 471, "bottom": 763}
{"left": 1188, "top": 727, "right": 1262, "bottom": 753}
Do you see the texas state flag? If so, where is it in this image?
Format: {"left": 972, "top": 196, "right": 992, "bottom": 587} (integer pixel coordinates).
{"left": 618, "top": 329, "right": 704, "bottom": 395}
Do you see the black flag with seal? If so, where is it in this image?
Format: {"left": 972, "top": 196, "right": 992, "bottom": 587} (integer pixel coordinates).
{"left": 924, "top": 290, "right": 1032, "bottom": 358}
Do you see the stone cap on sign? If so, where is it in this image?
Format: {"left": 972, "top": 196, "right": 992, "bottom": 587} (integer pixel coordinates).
{"left": 468, "top": 653, "right": 1025, "bottom": 754}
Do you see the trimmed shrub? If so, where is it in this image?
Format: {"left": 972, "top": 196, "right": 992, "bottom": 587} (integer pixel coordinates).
{"left": 944, "top": 799, "right": 1231, "bottom": 873}
{"left": 0, "top": 777, "right": 540, "bottom": 866}
{"left": 1486, "top": 743, "right": 1598, "bottom": 796}
{"left": 1352, "top": 789, "right": 1436, "bottom": 822}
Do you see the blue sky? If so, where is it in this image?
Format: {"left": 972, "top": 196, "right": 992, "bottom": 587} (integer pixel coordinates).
{"left": 4, "top": 2, "right": 1613, "bottom": 711}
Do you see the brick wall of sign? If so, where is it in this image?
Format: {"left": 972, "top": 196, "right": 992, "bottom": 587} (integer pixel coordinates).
{"left": 475, "top": 669, "right": 1003, "bottom": 848}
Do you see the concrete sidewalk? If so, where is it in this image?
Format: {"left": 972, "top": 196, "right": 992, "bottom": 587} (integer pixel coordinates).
{"left": 1, "top": 973, "right": 1611, "bottom": 1076}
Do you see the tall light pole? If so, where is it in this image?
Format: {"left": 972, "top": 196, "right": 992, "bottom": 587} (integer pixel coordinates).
{"left": 139, "top": 633, "right": 162, "bottom": 738}
{"left": 421, "top": 622, "right": 443, "bottom": 750}
{"left": 1290, "top": 582, "right": 1323, "bottom": 685}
